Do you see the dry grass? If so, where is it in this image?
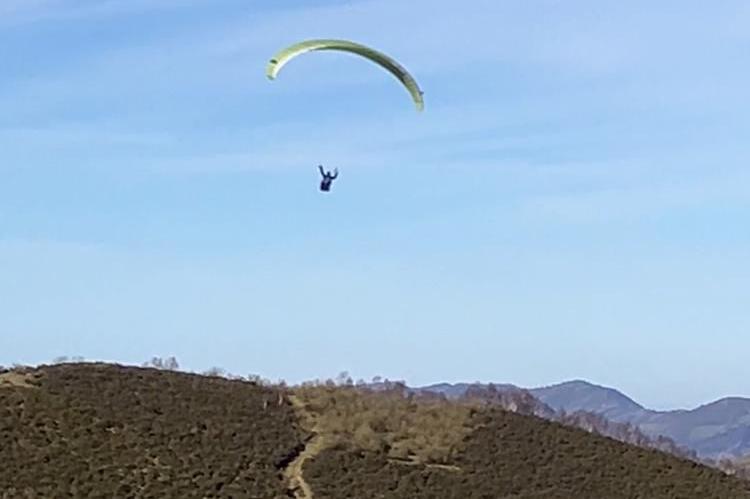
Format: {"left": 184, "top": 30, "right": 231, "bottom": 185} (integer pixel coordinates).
{"left": 292, "top": 383, "right": 475, "bottom": 465}
{"left": 0, "top": 370, "right": 42, "bottom": 389}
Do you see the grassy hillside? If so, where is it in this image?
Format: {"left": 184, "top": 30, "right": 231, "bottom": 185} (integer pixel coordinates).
{"left": 2, "top": 363, "right": 750, "bottom": 498}
{"left": 0, "top": 363, "right": 306, "bottom": 498}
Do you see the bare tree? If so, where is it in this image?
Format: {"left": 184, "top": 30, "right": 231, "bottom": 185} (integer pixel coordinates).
{"left": 336, "top": 371, "right": 353, "bottom": 386}
{"left": 142, "top": 356, "right": 180, "bottom": 371}
{"left": 203, "top": 366, "right": 226, "bottom": 377}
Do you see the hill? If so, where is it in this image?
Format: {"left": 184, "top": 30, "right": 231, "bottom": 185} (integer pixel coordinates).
{"left": 530, "top": 380, "right": 648, "bottom": 421}
{"left": 2, "top": 363, "right": 750, "bottom": 498}
{"left": 0, "top": 363, "right": 305, "bottom": 498}
{"left": 419, "top": 382, "right": 698, "bottom": 461}
{"left": 530, "top": 380, "right": 750, "bottom": 458}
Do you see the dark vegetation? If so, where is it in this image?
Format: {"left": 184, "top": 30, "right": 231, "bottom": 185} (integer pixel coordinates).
{"left": 2, "top": 361, "right": 750, "bottom": 498}
{"left": 0, "top": 363, "right": 306, "bottom": 498}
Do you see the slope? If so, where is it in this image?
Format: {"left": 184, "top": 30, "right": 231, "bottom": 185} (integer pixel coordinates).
{"left": 0, "top": 363, "right": 308, "bottom": 498}
{"left": 2, "top": 363, "right": 750, "bottom": 498}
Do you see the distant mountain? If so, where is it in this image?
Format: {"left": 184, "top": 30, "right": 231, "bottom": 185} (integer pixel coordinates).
{"left": 352, "top": 379, "right": 750, "bottom": 460}
{"left": 530, "top": 380, "right": 648, "bottom": 422}
{"left": 418, "top": 382, "right": 698, "bottom": 461}
{"left": 528, "top": 381, "right": 750, "bottom": 459}
{"left": 417, "top": 380, "right": 750, "bottom": 459}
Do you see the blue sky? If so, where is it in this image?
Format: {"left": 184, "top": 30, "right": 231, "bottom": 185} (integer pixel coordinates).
{"left": 1, "top": 0, "right": 749, "bottom": 410}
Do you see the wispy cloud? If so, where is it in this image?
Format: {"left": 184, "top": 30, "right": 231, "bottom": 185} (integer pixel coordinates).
{"left": 0, "top": 0, "right": 62, "bottom": 21}
{"left": 521, "top": 163, "right": 750, "bottom": 223}
{"left": 211, "top": 0, "right": 750, "bottom": 77}
{"left": 2, "top": 0, "right": 749, "bottom": 220}
{"left": 0, "top": 0, "right": 200, "bottom": 26}
{"left": 5, "top": 0, "right": 749, "bottom": 124}
{"left": 0, "top": 126, "right": 175, "bottom": 148}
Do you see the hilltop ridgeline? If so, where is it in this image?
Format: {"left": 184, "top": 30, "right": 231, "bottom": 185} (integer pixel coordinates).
{"left": 2, "top": 363, "right": 750, "bottom": 498}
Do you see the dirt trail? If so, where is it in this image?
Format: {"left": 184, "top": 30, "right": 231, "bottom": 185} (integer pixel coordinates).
{"left": 283, "top": 394, "right": 326, "bottom": 499}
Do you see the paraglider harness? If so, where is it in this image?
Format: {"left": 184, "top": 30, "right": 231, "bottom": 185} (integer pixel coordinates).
{"left": 319, "top": 165, "right": 338, "bottom": 192}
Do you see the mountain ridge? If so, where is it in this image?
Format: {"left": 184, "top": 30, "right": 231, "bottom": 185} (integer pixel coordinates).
{"left": 418, "top": 380, "right": 750, "bottom": 459}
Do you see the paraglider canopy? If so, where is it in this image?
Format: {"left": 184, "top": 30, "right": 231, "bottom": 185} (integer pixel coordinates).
{"left": 266, "top": 39, "right": 424, "bottom": 112}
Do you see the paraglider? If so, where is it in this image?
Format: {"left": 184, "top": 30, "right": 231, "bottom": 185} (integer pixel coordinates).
{"left": 266, "top": 39, "right": 424, "bottom": 192}
{"left": 266, "top": 39, "right": 424, "bottom": 111}
{"left": 318, "top": 165, "right": 338, "bottom": 192}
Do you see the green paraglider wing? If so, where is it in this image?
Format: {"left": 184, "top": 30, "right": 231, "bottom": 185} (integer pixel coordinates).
{"left": 266, "top": 39, "right": 424, "bottom": 112}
